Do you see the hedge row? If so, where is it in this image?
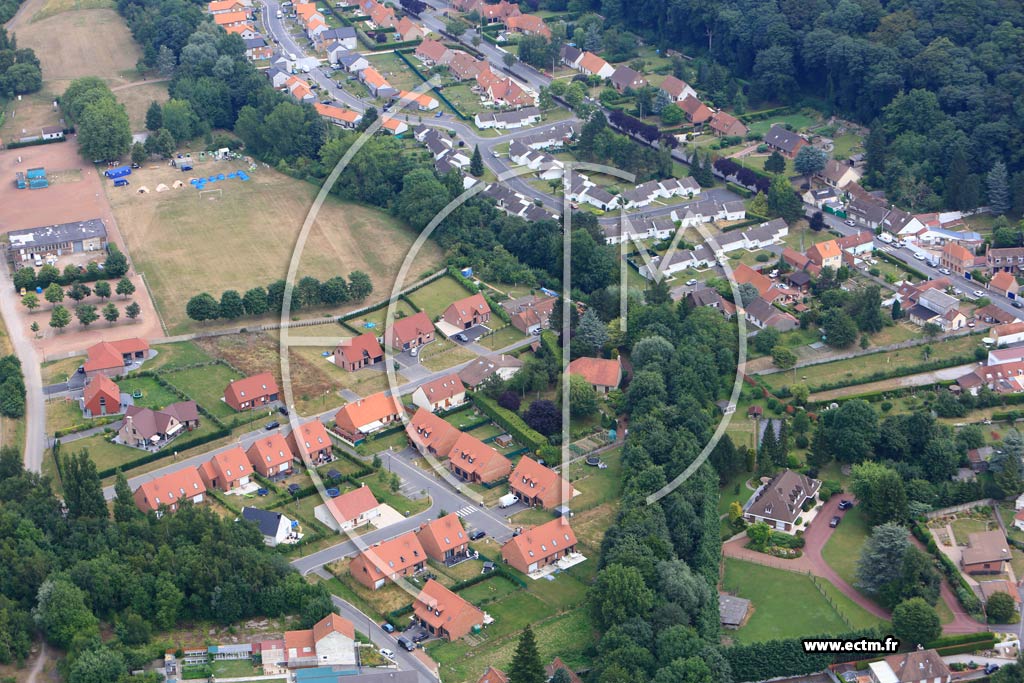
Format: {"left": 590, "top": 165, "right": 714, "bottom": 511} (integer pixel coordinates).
{"left": 539, "top": 329, "right": 561, "bottom": 364}
{"left": 95, "top": 426, "right": 231, "bottom": 479}
{"left": 771, "top": 351, "right": 979, "bottom": 394}
{"left": 387, "top": 564, "right": 526, "bottom": 621}
{"left": 469, "top": 391, "right": 546, "bottom": 451}
{"left": 875, "top": 249, "right": 929, "bottom": 281}
{"left": 738, "top": 106, "right": 798, "bottom": 124}
{"left": 723, "top": 627, "right": 882, "bottom": 680}
{"left": 720, "top": 214, "right": 770, "bottom": 233}
{"left": 911, "top": 522, "right": 984, "bottom": 617}
{"left": 54, "top": 413, "right": 122, "bottom": 439}
{"left": 5, "top": 135, "right": 67, "bottom": 150}
{"left": 332, "top": 445, "right": 374, "bottom": 478}
{"left": 726, "top": 182, "right": 753, "bottom": 198}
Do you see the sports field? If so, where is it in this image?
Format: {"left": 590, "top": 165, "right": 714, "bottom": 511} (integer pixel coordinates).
{"left": 105, "top": 160, "right": 444, "bottom": 334}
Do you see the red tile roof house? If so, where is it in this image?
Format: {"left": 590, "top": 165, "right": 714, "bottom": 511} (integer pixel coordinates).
{"left": 333, "top": 332, "right": 385, "bottom": 371}
{"left": 317, "top": 484, "right": 380, "bottom": 531}
{"left": 198, "top": 446, "right": 253, "bottom": 492}
{"left": 941, "top": 241, "right": 977, "bottom": 276}
{"left": 349, "top": 531, "right": 427, "bottom": 589}
{"left": 82, "top": 374, "right": 123, "bottom": 418}
{"left": 477, "top": 667, "right": 508, "bottom": 683}
{"left": 287, "top": 419, "right": 334, "bottom": 464}
{"left": 412, "top": 373, "right": 467, "bottom": 412}
{"left": 83, "top": 338, "right": 151, "bottom": 378}
{"left": 117, "top": 401, "right": 200, "bottom": 449}
{"left": 245, "top": 433, "right": 293, "bottom": 478}
{"left": 567, "top": 356, "right": 622, "bottom": 394}
{"left": 386, "top": 310, "right": 436, "bottom": 351}
{"left": 448, "top": 432, "right": 512, "bottom": 484}
{"left": 504, "top": 13, "right": 550, "bottom": 38}
{"left": 223, "top": 372, "right": 279, "bottom": 411}
{"left": 416, "top": 38, "right": 452, "bottom": 66}
{"left": 659, "top": 75, "right": 696, "bottom": 102}
{"left": 990, "top": 271, "right": 1020, "bottom": 298}
{"left": 133, "top": 467, "right": 207, "bottom": 515}
{"left": 509, "top": 456, "right": 575, "bottom": 509}
{"left": 709, "top": 110, "right": 748, "bottom": 138}
{"left": 406, "top": 407, "right": 461, "bottom": 457}
{"left": 442, "top": 293, "right": 491, "bottom": 330}
{"left": 333, "top": 392, "right": 405, "bottom": 444}
{"left": 416, "top": 512, "right": 470, "bottom": 564}
{"left": 501, "top": 517, "right": 579, "bottom": 575}
{"left": 413, "top": 578, "right": 484, "bottom": 641}
{"left": 284, "top": 613, "right": 356, "bottom": 669}
{"left": 546, "top": 658, "right": 584, "bottom": 683}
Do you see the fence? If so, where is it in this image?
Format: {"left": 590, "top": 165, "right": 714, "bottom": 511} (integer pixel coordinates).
{"left": 924, "top": 499, "right": 997, "bottom": 520}
{"left": 808, "top": 574, "right": 854, "bottom": 630}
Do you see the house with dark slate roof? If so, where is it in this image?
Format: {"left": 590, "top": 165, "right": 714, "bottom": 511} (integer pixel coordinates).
{"left": 743, "top": 469, "right": 821, "bottom": 533}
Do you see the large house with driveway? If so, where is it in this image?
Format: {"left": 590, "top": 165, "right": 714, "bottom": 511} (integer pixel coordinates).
{"left": 133, "top": 467, "right": 207, "bottom": 516}
{"left": 349, "top": 531, "right": 427, "bottom": 589}
{"left": 224, "top": 372, "right": 279, "bottom": 411}
{"left": 387, "top": 311, "right": 436, "bottom": 351}
{"left": 118, "top": 401, "right": 200, "bottom": 449}
{"left": 742, "top": 469, "right": 821, "bottom": 533}
{"left": 413, "top": 579, "right": 484, "bottom": 641}
{"left": 333, "top": 392, "right": 404, "bottom": 444}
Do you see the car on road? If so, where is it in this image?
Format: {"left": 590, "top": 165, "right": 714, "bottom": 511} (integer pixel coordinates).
{"left": 265, "top": 421, "right": 280, "bottom": 430}
{"left": 938, "top": 267, "right": 951, "bottom": 275}
{"left": 829, "top": 516, "right": 841, "bottom": 528}
{"left": 469, "top": 529, "right": 486, "bottom": 540}
{"left": 838, "top": 500, "right": 853, "bottom": 510}
{"left": 278, "top": 405, "right": 289, "bottom": 416}
{"left": 685, "top": 278, "right": 698, "bottom": 286}
{"left": 379, "top": 648, "right": 395, "bottom": 659}
{"left": 954, "top": 287, "right": 964, "bottom": 295}
{"left": 397, "top": 636, "right": 415, "bottom": 652}
{"left": 913, "top": 252, "right": 926, "bottom": 261}
{"left": 435, "top": 111, "right": 443, "bottom": 118}
{"left": 973, "top": 290, "right": 986, "bottom": 298}
{"left": 844, "top": 219, "right": 855, "bottom": 226}
{"left": 1014, "top": 301, "right": 1024, "bottom": 309}
{"left": 381, "top": 623, "right": 395, "bottom": 633}
{"left": 985, "top": 664, "right": 1001, "bottom": 675}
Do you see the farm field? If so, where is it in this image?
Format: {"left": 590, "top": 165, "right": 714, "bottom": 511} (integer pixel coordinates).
{"left": 721, "top": 558, "right": 852, "bottom": 642}
{"left": 106, "top": 160, "right": 443, "bottom": 334}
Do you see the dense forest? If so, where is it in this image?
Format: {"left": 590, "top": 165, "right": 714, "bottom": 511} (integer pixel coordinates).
{"left": 0, "top": 448, "right": 333, "bottom": 681}
{"left": 520, "top": 0, "right": 1024, "bottom": 213}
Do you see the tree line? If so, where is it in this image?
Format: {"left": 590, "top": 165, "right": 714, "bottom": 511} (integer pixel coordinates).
{"left": 0, "top": 28, "right": 41, "bottom": 97}
{"left": 0, "top": 449, "right": 335, "bottom": 680}
{"left": 185, "top": 271, "right": 373, "bottom": 322}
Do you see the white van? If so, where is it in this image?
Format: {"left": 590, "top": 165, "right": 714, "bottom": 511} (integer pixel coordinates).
{"left": 878, "top": 232, "right": 893, "bottom": 244}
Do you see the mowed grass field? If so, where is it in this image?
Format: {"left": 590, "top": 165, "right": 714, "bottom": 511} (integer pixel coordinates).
{"left": 106, "top": 162, "right": 444, "bottom": 334}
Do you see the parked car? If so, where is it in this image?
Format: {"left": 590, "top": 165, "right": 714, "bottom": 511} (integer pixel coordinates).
{"left": 265, "top": 420, "right": 280, "bottom": 430}
{"left": 397, "top": 636, "right": 415, "bottom": 652}
{"left": 913, "top": 252, "right": 926, "bottom": 261}
{"left": 381, "top": 623, "right": 395, "bottom": 633}
{"left": 379, "top": 648, "right": 395, "bottom": 659}
{"left": 469, "top": 529, "right": 486, "bottom": 540}
{"left": 973, "top": 290, "right": 986, "bottom": 298}
{"left": 844, "top": 219, "right": 855, "bottom": 226}
{"left": 829, "top": 516, "right": 841, "bottom": 528}
{"left": 985, "top": 664, "right": 1001, "bottom": 675}
{"left": 412, "top": 632, "right": 429, "bottom": 643}
{"left": 685, "top": 278, "right": 698, "bottom": 286}
{"left": 838, "top": 500, "right": 853, "bottom": 510}
{"left": 409, "top": 347, "right": 418, "bottom": 357}
{"left": 455, "top": 333, "right": 468, "bottom": 342}
{"left": 435, "top": 111, "right": 443, "bottom": 118}
{"left": 938, "top": 267, "right": 951, "bottom": 275}
{"left": 278, "top": 405, "right": 289, "bottom": 416}
{"left": 1013, "top": 301, "right": 1023, "bottom": 309}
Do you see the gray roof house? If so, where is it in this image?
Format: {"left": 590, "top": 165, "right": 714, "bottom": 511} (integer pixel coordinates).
{"left": 763, "top": 124, "right": 806, "bottom": 157}
{"left": 241, "top": 507, "right": 294, "bottom": 546}
{"left": 719, "top": 594, "right": 751, "bottom": 629}
{"left": 743, "top": 469, "right": 821, "bottom": 533}
{"left": 7, "top": 218, "right": 107, "bottom": 262}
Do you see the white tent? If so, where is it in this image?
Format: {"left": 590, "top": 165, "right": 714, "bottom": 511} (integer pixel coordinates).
{"left": 155, "top": 183, "right": 169, "bottom": 192}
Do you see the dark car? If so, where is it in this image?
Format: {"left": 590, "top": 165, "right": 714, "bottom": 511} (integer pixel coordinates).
{"left": 838, "top": 500, "right": 853, "bottom": 510}
{"left": 412, "top": 632, "right": 429, "bottom": 643}
{"left": 1013, "top": 301, "right": 1023, "bottom": 309}
{"left": 985, "top": 664, "right": 1001, "bottom": 675}
{"left": 265, "top": 420, "right": 280, "bottom": 430}
{"left": 469, "top": 530, "right": 486, "bottom": 540}
{"left": 397, "top": 636, "right": 415, "bottom": 652}
{"left": 381, "top": 622, "right": 395, "bottom": 633}
{"left": 829, "top": 516, "right": 841, "bottom": 528}
{"left": 278, "top": 405, "right": 289, "bottom": 416}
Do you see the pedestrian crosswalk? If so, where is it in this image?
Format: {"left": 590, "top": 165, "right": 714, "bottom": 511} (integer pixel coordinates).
{"left": 455, "top": 505, "right": 478, "bottom": 518}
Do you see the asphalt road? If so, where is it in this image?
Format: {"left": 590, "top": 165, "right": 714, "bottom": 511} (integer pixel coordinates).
{"left": 329, "top": 594, "right": 436, "bottom": 682}
{"left": 817, "top": 209, "right": 1023, "bottom": 321}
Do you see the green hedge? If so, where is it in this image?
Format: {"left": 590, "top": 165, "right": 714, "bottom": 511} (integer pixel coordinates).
{"left": 723, "top": 627, "right": 882, "bottom": 680}
{"left": 447, "top": 266, "right": 482, "bottom": 296}
{"left": 911, "top": 522, "right": 984, "bottom": 617}
{"left": 6, "top": 136, "right": 67, "bottom": 150}
{"left": 95, "top": 427, "right": 231, "bottom": 479}
{"left": 54, "top": 414, "right": 122, "bottom": 438}
{"left": 875, "top": 250, "right": 928, "bottom": 280}
{"left": 727, "top": 182, "right": 753, "bottom": 198}
{"left": 469, "top": 391, "right": 546, "bottom": 452}
{"left": 539, "top": 329, "right": 561, "bottom": 364}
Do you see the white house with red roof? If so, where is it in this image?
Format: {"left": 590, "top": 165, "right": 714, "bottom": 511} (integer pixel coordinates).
{"left": 566, "top": 357, "right": 622, "bottom": 394}
{"left": 412, "top": 373, "right": 466, "bottom": 412}
{"left": 245, "top": 433, "right": 293, "bottom": 478}
{"left": 198, "top": 446, "right": 252, "bottom": 492}
{"left": 284, "top": 613, "right": 356, "bottom": 668}
{"left": 287, "top": 419, "right": 334, "bottom": 463}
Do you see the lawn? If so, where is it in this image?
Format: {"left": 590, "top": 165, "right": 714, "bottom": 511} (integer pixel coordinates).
{"left": 832, "top": 133, "right": 863, "bottom": 161}
{"left": 478, "top": 325, "right": 527, "bottom": 351}
{"left": 366, "top": 52, "right": 426, "bottom": 92}
{"left": 747, "top": 112, "right": 819, "bottom": 137}
{"left": 821, "top": 505, "right": 871, "bottom": 588}
{"left": 949, "top": 515, "right": 998, "bottom": 545}
{"left": 419, "top": 340, "right": 478, "bottom": 372}
{"left": 561, "top": 447, "right": 622, "bottom": 513}
{"left": 440, "top": 84, "right": 486, "bottom": 117}
{"left": 106, "top": 162, "right": 443, "bottom": 334}
{"left": 347, "top": 299, "right": 417, "bottom": 330}
{"left": 210, "top": 660, "right": 261, "bottom": 678}
{"left": 406, "top": 276, "right": 476, "bottom": 318}
{"left": 456, "top": 575, "right": 519, "bottom": 606}
{"left": 149, "top": 341, "right": 215, "bottom": 372}
{"left": 115, "top": 375, "right": 181, "bottom": 410}
{"left": 781, "top": 227, "right": 838, "bottom": 252}
{"left": 722, "top": 558, "right": 852, "bottom": 642}
{"left": 163, "top": 364, "right": 244, "bottom": 418}
{"left": 718, "top": 469, "right": 755, "bottom": 537}
{"left": 63, "top": 430, "right": 145, "bottom": 472}
{"left": 46, "top": 396, "right": 90, "bottom": 434}
{"left": 427, "top": 608, "right": 591, "bottom": 683}
{"left": 356, "top": 471, "right": 431, "bottom": 517}
{"left": 774, "top": 333, "right": 983, "bottom": 393}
